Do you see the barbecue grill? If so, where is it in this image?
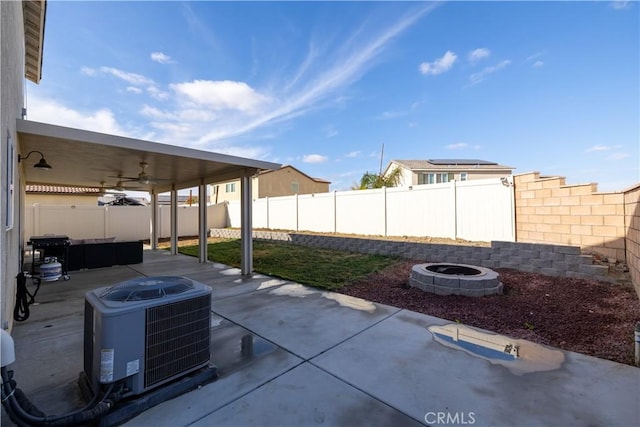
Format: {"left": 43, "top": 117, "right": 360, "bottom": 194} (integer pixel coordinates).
{"left": 27, "top": 235, "right": 71, "bottom": 283}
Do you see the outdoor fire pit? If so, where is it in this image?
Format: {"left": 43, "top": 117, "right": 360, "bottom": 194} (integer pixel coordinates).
{"left": 409, "top": 263, "right": 503, "bottom": 296}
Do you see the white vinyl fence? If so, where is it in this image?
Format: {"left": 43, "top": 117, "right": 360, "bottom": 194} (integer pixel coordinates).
{"left": 229, "top": 178, "right": 515, "bottom": 242}
{"left": 24, "top": 203, "right": 228, "bottom": 243}
{"left": 24, "top": 178, "right": 515, "bottom": 244}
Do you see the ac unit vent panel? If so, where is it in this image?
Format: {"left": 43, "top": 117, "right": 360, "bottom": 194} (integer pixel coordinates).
{"left": 145, "top": 295, "right": 211, "bottom": 388}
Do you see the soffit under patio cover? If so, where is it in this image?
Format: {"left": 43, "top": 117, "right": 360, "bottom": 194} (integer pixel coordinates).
{"left": 17, "top": 119, "right": 281, "bottom": 194}
{"left": 23, "top": 0, "right": 46, "bottom": 84}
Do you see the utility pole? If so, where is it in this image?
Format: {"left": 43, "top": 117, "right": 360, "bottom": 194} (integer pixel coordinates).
{"left": 378, "top": 143, "right": 385, "bottom": 176}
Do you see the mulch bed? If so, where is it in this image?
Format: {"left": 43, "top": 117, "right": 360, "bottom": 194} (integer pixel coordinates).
{"left": 338, "top": 260, "right": 640, "bottom": 366}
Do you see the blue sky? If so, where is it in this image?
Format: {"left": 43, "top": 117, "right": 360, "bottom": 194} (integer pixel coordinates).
{"left": 27, "top": 1, "right": 639, "bottom": 192}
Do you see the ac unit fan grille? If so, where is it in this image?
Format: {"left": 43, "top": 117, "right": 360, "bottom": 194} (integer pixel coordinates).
{"left": 145, "top": 295, "right": 210, "bottom": 388}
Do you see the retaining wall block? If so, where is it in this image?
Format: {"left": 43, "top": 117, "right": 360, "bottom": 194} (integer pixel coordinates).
{"left": 541, "top": 268, "right": 562, "bottom": 277}
{"left": 491, "top": 241, "right": 513, "bottom": 249}
{"left": 579, "top": 264, "right": 608, "bottom": 276}
{"left": 577, "top": 255, "right": 594, "bottom": 265}
{"left": 486, "top": 259, "right": 502, "bottom": 268}
{"left": 553, "top": 245, "right": 581, "bottom": 255}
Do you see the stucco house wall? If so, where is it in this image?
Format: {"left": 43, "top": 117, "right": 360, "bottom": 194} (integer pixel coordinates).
{"left": 256, "top": 166, "right": 329, "bottom": 198}
{"left": 1, "top": 0, "right": 28, "bottom": 330}
{"left": 211, "top": 165, "right": 330, "bottom": 202}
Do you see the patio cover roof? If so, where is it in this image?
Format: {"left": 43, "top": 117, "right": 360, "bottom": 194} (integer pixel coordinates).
{"left": 16, "top": 119, "right": 280, "bottom": 193}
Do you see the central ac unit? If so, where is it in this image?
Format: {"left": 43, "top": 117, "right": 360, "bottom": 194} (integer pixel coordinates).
{"left": 84, "top": 276, "right": 212, "bottom": 396}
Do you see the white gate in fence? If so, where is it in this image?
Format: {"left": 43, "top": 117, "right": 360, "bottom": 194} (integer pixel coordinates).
{"left": 228, "top": 177, "right": 515, "bottom": 242}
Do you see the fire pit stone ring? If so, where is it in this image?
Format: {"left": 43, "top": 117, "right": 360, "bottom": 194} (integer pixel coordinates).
{"left": 409, "top": 263, "right": 503, "bottom": 297}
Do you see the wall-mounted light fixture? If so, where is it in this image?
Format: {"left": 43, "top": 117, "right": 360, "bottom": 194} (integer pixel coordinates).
{"left": 18, "top": 150, "right": 52, "bottom": 170}
{"left": 500, "top": 176, "right": 513, "bottom": 187}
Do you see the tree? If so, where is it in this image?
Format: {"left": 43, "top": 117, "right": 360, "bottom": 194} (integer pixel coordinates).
{"left": 352, "top": 167, "right": 402, "bottom": 190}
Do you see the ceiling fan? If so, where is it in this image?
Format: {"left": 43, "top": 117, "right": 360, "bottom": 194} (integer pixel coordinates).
{"left": 108, "top": 161, "right": 170, "bottom": 187}
{"left": 99, "top": 180, "right": 146, "bottom": 192}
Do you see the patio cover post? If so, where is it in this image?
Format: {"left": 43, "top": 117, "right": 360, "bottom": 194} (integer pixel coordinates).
{"left": 170, "top": 188, "right": 178, "bottom": 255}
{"left": 151, "top": 191, "right": 158, "bottom": 250}
{"left": 198, "top": 182, "right": 208, "bottom": 263}
{"left": 240, "top": 171, "right": 253, "bottom": 275}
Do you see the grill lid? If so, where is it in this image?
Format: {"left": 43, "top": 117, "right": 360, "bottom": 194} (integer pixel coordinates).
{"left": 101, "top": 276, "right": 194, "bottom": 302}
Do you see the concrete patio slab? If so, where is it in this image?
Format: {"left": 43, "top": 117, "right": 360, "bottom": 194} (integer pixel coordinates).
{"left": 21, "top": 266, "right": 143, "bottom": 323}
{"left": 209, "top": 285, "right": 401, "bottom": 360}
{"left": 190, "top": 363, "right": 424, "bottom": 427}
{"left": 8, "top": 313, "right": 87, "bottom": 416}
{"left": 184, "top": 270, "right": 291, "bottom": 301}
{"left": 128, "top": 250, "right": 225, "bottom": 276}
{"left": 312, "top": 309, "right": 640, "bottom": 426}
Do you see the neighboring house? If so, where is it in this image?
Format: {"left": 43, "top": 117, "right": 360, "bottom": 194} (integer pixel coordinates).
{"left": 25, "top": 184, "right": 102, "bottom": 205}
{"left": 157, "top": 194, "right": 190, "bottom": 206}
{"left": 384, "top": 159, "right": 513, "bottom": 186}
{"left": 211, "top": 165, "right": 331, "bottom": 202}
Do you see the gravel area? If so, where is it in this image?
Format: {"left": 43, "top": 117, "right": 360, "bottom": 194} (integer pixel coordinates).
{"left": 338, "top": 260, "right": 640, "bottom": 366}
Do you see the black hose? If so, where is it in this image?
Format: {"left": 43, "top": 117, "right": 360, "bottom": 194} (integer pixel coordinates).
{"left": 13, "top": 272, "right": 40, "bottom": 322}
{"left": 1, "top": 366, "right": 115, "bottom": 426}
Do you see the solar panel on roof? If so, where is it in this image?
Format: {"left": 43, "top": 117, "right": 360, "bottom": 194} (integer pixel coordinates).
{"left": 428, "top": 159, "right": 498, "bottom": 166}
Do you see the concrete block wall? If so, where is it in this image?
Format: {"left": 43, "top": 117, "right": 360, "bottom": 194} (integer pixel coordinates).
{"left": 514, "top": 172, "right": 626, "bottom": 263}
{"left": 624, "top": 185, "right": 640, "bottom": 296}
{"left": 210, "top": 228, "right": 612, "bottom": 283}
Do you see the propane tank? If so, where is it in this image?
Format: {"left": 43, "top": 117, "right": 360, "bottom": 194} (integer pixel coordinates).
{"left": 39, "top": 257, "right": 62, "bottom": 282}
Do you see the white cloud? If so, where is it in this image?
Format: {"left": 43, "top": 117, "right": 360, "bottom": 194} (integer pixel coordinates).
{"left": 376, "top": 110, "right": 407, "bottom": 120}
{"left": 99, "top": 66, "right": 154, "bottom": 86}
{"left": 126, "top": 86, "right": 142, "bottom": 94}
{"left": 526, "top": 52, "right": 545, "bottom": 62}
{"left": 303, "top": 154, "right": 328, "bottom": 163}
{"left": 323, "top": 125, "right": 338, "bottom": 138}
{"left": 26, "top": 95, "right": 130, "bottom": 137}
{"left": 146, "top": 86, "right": 170, "bottom": 100}
{"left": 586, "top": 145, "right": 611, "bottom": 153}
{"left": 469, "top": 60, "right": 511, "bottom": 85}
{"left": 345, "top": 151, "right": 361, "bottom": 158}
{"left": 170, "top": 80, "right": 271, "bottom": 114}
{"left": 468, "top": 48, "right": 490, "bottom": 64}
{"left": 533, "top": 60, "right": 544, "bottom": 68}
{"left": 80, "top": 66, "right": 96, "bottom": 76}
{"left": 419, "top": 50, "right": 457, "bottom": 75}
{"left": 611, "top": 1, "right": 630, "bottom": 9}
{"left": 607, "top": 152, "right": 630, "bottom": 160}
{"left": 445, "top": 142, "right": 469, "bottom": 150}
{"left": 140, "top": 105, "right": 177, "bottom": 120}
{"left": 151, "top": 52, "right": 173, "bottom": 64}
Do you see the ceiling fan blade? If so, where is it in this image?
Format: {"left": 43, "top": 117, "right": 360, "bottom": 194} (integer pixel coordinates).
{"left": 107, "top": 175, "right": 139, "bottom": 181}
